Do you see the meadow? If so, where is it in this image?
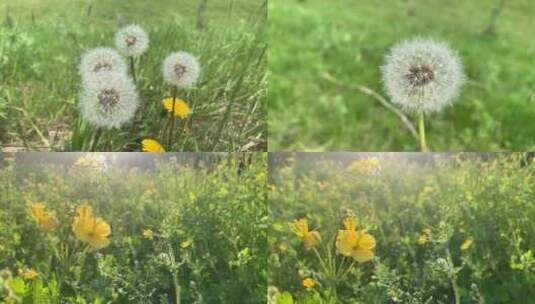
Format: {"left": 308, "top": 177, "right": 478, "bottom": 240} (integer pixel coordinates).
{"left": 0, "top": 0, "right": 267, "bottom": 152}
{"left": 269, "top": 0, "right": 535, "bottom": 151}
{"left": 268, "top": 153, "right": 535, "bottom": 303}
{"left": 0, "top": 153, "right": 267, "bottom": 303}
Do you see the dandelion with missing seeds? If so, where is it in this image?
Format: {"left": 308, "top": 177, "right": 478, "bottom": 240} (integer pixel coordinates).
{"left": 381, "top": 38, "right": 465, "bottom": 151}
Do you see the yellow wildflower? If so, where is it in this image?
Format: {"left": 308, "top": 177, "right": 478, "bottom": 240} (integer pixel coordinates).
{"left": 27, "top": 202, "right": 57, "bottom": 233}
{"left": 422, "top": 186, "right": 437, "bottom": 194}
{"left": 142, "top": 229, "right": 154, "bottom": 240}
{"left": 347, "top": 157, "right": 381, "bottom": 175}
{"left": 417, "top": 234, "right": 428, "bottom": 245}
{"left": 72, "top": 204, "right": 111, "bottom": 250}
{"left": 336, "top": 216, "right": 376, "bottom": 263}
{"left": 142, "top": 139, "right": 165, "bottom": 153}
{"left": 302, "top": 278, "right": 316, "bottom": 289}
{"left": 180, "top": 239, "right": 193, "bottom": 248}
{"left": 162, "top": 97, "right": 190, "bottom": 119}
{"left": 292, "top": 218, "right": 321, "bottom": 249}
{"left": 20, "top": 269, "right": 38, "bottom": 280}
{"left": 460, "top": 238, "right": 473, "bottom": 251}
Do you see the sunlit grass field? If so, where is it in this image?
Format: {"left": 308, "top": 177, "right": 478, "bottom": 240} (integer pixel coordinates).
{"left": 0, "top": 153, "right": 267, "bottom": 303}
{"left": 269, "top": 0, "right": 535, "bottom": 151}
{"left": 0, "top": 0, "right": 266, "bottom": 152}
{"left": 268, "top": 153, "right": 535, "bottom": 303}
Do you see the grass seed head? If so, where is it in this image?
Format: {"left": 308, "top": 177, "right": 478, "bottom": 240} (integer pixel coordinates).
{"left": 79, "top": 47, "right": 127, "bottom": 82}
{"left": 162, "top": 51, "right": 201, "bottom": 89}
{"left": 381, "top": 38, "right": 465, "bottom": 113}
{"left": 115, "top": 24, "right": 149, "bottom": 57}
{"left": 79, "top": 72, "right": 139, "bottom": 129}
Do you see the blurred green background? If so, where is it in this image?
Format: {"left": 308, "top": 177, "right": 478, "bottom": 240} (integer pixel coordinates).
{"left": 269, "top": 0, "right": 535, "bottom": 151}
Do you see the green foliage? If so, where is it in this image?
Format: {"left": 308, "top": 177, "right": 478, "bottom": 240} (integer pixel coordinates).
{"left": 0, "top": 153, "right": 267, "bottom": 303}
{"left": 269, "top": 153, "right": 535, "bottom": 303}
{"left": 269, "top": 0, "right": 535, "bottom": 151}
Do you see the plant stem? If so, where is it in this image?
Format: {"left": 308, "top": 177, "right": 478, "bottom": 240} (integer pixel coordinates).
{"left": 167, "top": 86, "right": 178, "bottom": 148}
{"left": 446, "top": 247, "right": 461, "bottom": 304}
{"left": 418, "top": 111, "right": 428, "bottom": 152}
{"left": 173, "top": 272, "right": 181, "bottom": 304}
{"left": 90, "top": 127, "right": 102, "bottom": 152}
{"left": 130, "top": 56, "right": 136, "bottom": 83}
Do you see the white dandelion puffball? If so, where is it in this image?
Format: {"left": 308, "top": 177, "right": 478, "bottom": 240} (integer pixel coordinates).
{"left": 79, "top": 72, "right": 139, "bottom": 129}
{"left": 79, "top": 47, "right": 127, "bottom": 80}
{"left": 162, "top": 51, "right": 201, "bottom": 89}
{"left": 115, "top": 24, "right": 149, "bottom": 57}
{"left": 381, "top": 38, "right": 465, "bottom": 113}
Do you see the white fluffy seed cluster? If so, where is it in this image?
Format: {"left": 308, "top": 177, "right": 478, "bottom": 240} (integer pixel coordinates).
{"left": 381, "top": 38, "right": 465, "bottom": 113}
{"left": 79, "top": 72, "right": 139, "bottom": 129}
{"left": 162, "top": 51, "right": 201, "bottom": 89}
{"left": 115, "top": 24, "right": 149, "bottom": 57}
{"left": 79, "top": 47, "right": 127, "bottom": 84}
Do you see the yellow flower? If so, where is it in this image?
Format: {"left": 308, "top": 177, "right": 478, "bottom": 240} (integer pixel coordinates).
{"left": 302, "top": 278, "right": 316, "bottom": 289}
{"left": 142, "top": 139, "right": 165, "bottom": 153}
{"left": 417, "top": 234, "right": 429, "bottom": 245}
{"left": 347, "top": 157, "right": 381, "bottom": 175}
{"left": 336, "top": 216, "right": 376, "bottom": 263}
{"left": 142, "top": 229, "right": 154, "bottom": 240}
{"left": 72, "top": 204, "right": 111, "bottom": 250}
{"left": 460, "top": 238, "right": 473, "bottom": 251}
{"left": 162, "top": 97, "right": 190, "bottom": 119}
{"left": 180, "top": 239, "right": 193, "bottom": 248}
{"left": 20, "top": 269, "right": 38, "bottom": 280}
{"left": 422, "top": 186, "right": 437, "bottom": 194}
{"left": 292, "top": 218, "right": 321, "bottom": 249}
{"left": 27, "top": 202, "right": 57, "bottom": 233}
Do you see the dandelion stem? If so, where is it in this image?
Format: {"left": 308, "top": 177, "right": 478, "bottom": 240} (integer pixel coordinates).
{"left": 167, "top": 86, "right": 178, "bottom": 148}
{"left": 90, "top": 127, "right": 102, "bottom": 152}
{"left": 129, "top": 56, "right": 136, "bottom": 83}
{"left": 418, "top": 111, "right": 429, "bottom": 152}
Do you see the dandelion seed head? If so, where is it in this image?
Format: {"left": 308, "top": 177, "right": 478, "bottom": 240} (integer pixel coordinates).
{"left": 381, "top": 38, "right": 465, "bottom": 113}
{"left": 162, "top": 51, "right": 201, "bottom": 89}
{"left": 79, "top": 72, "right": 139, "bottom": 129}
{"left": 115, "top": 24, "right": 149, "bottom": 57}
{"left": 79, "top": 47, "right": 127, "bottom": 80}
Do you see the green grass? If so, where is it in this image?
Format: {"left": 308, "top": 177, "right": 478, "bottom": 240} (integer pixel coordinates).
{"left": 0, "top": 0, "right": 266, "bottom": 151}
{"left": 269, "top": 0, "right": 535, "bottom": 151}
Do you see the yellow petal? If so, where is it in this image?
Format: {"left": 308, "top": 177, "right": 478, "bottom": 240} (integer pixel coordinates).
{"left": 352, "top": 249, "right": 374, "bottom": 263}
{"left": 343, "top": 216, "right": 358, "bottom": 231}
{"left": 94, "top": 218, "right": 111, "bottom": 238}
{"left": 162, "top": 97, "right": 190, "bottom": 119}
{"left": 142, "top": 139, "right": 165, "bottom": 153}
{"left": 357, "top": 231, "right": 376, "bottom": 250}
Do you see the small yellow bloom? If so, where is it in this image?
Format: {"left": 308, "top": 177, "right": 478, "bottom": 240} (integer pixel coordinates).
{"left": 423, "top": 186, "right": 437, "bottom": 194}
{"left": 278, "top": 241, "right": 289, "bottom": 252}
{"left": 336, "top": 216, "right": 376, "bottom": 263}
{"left": 20, "top": 269, "right": 38, "bottom": 280}
{"left": 460, "top": 238, "right": 473, "bottom": 251}
{"left": 180, "top": 239, "right": 193, "bottom": 248}
{"left": 142, "top": 229, "right": 154, "bottom": 240}
{"left": 422, "top": 228, "right": 432, "bottom": 236}
{"left": 292, "top": 218, "right": 321, "bottom": 249}
{"left": 417, "top": 234, "right": 429, "bottom": 245}
{"left": 347, "top": 157, "right": 381, "bottom": 175}
{"left": 27, "top": 202, "right": 57, "bottom": 233}
{"left": 302, "top": 278, "right": 316, "bottom": 289}
{"left": 72, "top": 204, "right": 111, "bottom": 250}
{"left": 142, "top": 139, "right": 165, "bottom": 153}
{"left": 162, "top": 97, "right": 190, "bottom": 119}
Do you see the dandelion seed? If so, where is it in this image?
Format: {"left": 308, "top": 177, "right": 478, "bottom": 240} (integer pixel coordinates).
{"left": 292, "top": 218, "right": 321, "bottom": 250}
{"left": 302, "top": 278, "right": 316, "bottom": 289}
{"left": 162, "top": 97, "right": 191, "bottom": 119}
{"left": 27, "top": 202, "right": 57, "bottom": 233}
{"left": 79, "top": 72, "right": 139, "bottom": 129}
{"left": 336, "top": 216, "right": 376, "bottom": 263}
{"left": 115, "top": 24, "right": 149, "bottom": 57}
{"left": 162, "top": 52, "right": 201, "bottom": 89}
{"left": 381, "top": 38, "right": 465, "bottom": 113}
{"left": 72, "top": 204, "right": 111, "bottom": 250}
{"left": 79, "top": 47, "right": 127, "bottom": 81}
{"left": 141, "top": 139, "right": 165, "bottom": 153}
